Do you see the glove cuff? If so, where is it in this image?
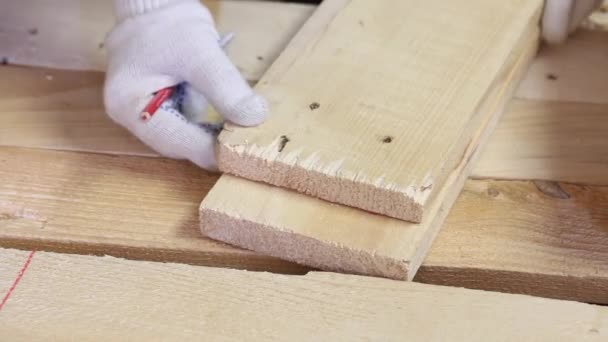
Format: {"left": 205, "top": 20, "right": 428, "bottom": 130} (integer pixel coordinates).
{"left": 113, "top": 0, "right": 196, "bottom": 22}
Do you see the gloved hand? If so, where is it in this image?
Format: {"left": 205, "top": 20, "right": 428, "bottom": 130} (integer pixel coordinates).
{"left": 104, "top": 0, "right": 268, "bottom": 171}
{"left": 542, "top": 0, "right": 603, "bottom": 44}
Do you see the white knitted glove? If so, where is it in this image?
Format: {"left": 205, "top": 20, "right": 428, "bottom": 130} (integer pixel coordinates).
{"left": 543, "top": 0, "right": 602, "bottom": 44}
{"left": 104, "top": 0, "right": 268, "bottom": 170}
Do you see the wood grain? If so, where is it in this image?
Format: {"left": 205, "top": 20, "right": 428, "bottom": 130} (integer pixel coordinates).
{"left": 217, "top": 0, "right": 543, "bottom": 221}
{"left": 417, "top": 180, "right": 608, "bottom": 304}
{"left": 2, "top": 68, "right": 607, "bottom": 185}
{"left": 2, "top": 18, "right": 607, "bottom": 187}
{"left": 473, "top": 99, "right": 608, "bottom": 184}
{"left": 515, "top": 29, "right": 608, "bottom": 105}
{"left": 1, "top": 248, "right": 606, "bottom": 341}
{"left": 0, "top": 147, "right": 306, "bottom": 274}
{"left": 201, "top": 7, "right": 541, "bottom": 280}
{"left": 0, "top": 66, "right": 156, "bottom": 156}
{"left": 1, "top": 147, "right": 607, "bottom": 303}
{"left": 0, "top": 0, "right": 606, "bottom": 306}
{"left": 0, "top": 0, "right": 314, "bottom": 81}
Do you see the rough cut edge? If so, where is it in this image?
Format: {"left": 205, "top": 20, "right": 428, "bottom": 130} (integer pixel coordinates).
{"left": 200, "top": 209, "right": 410, "bottom": 280}
{"left": 217, "top": 145, "right": 425, "bottom": 222}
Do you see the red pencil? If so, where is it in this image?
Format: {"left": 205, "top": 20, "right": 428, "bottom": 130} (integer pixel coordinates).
{"left": 140, "top": 87, "right": 174, "bottom": 121}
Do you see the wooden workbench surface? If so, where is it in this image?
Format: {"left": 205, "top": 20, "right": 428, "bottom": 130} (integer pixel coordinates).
{"left": 1, "top": 0, "right": 607, "bottom": 306}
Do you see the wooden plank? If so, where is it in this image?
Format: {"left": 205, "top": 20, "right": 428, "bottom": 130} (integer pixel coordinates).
{"left": 2, "top": 70, "right": 608, "bottom": 186}
{"left": 515, "top": 29, "right": 608, "bottom": 105}
{"left": 216, "top": 0, "right": 543, "bottom": 221}
{"left": 0, "top": 147, "right": 306, "bottom": 274}
{"left": 2, "top": 24, "right": 607, "bottom": 187}
{"left": 472, "top": 99, "right": 608, "bottom": 184}
{"left": 0, "top": 66, "right": 156, "bottom": 156}
{"left": 1, "top": 147, "right": 607, "bottom": 303}
{"left": 0, "top": 0, "right": 314, "bottom": 81}
{"left": 1, "top": 249, "right": 606, "bottom": 341}
{"left": 416, "top": 180, "right": 608, "bottom": 304}
{"left": 201, "top": 12, "right": 541, "bottom": 280}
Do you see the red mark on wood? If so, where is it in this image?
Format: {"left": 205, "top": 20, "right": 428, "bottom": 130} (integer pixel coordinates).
{"left": 0, "top": 250, "right": 36, "bottom": 311}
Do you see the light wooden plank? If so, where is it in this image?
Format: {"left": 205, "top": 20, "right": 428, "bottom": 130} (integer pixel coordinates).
{"left": 0, "top": 66, "right": 156, "bottom": 156}
{"left": 2, "top": 17, "right": 608, "bottom": 188}
{"left": 3, "top": 68, "right": 608, "bottom": 186}
{"left": 515, "top": 29, "right": 608, "bottom": 105}
{"left": 217, "top": 0, "right": 542, "bottom": 221}
{"left": 0, "top": 147, "right": 306, "bottom": 274}
{"left": 473, "top": 99, "right": 608, "bottom": 184}
{"left": 0, "top": 0, "right": 314, "bottom": 81}
{"left": 416, "top": 180, "right": 608, "bottom": 304}
{"left": 0, "top": 255, "right": 25, "bottom": 302}
{"left": 201, "top": 13, "right": 541, "bottom": 280}
{"left": 1, "top": 147, "right": 607, "bottom": 303}
{"left": 1, "top": 248, "right": 606, "bottom": 341}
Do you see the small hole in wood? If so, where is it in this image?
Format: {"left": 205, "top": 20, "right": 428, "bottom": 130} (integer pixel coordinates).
{"left": 309, "top": 102, "right": 320, "bottom": 110}
{"left": 546, "top": 73, "right": 558, "bottom": 81}
{"left": 28, "top": 28, "right": 38, "bottom": 35}
{"left": 420, "top": 184, "right": 432, "bottom": 192}
{"left": 382, "top": 136, "right": 393, "bottom": 144}
{"left": 278, "top": 135, "right": 290, "bottom": 152}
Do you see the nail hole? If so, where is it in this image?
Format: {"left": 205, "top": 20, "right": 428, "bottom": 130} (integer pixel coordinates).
{"left": 257, "top": 56, "right": 264, "bottom": 61}
{"left": 546, "top": 73, "right": 558, "bottom": 81}
{"left": 420, "top": 184, "right": 432, "bottom": 192}
{"left": 278, "top": 135, "right": 290, "bottom": 152}
{"left": 28, "top": 28, "right": 38, "bottom": 35}
{"left": 99, "top": 42, "right": 105, "bottom": 49}
{"left": 381, "top": 136, "right": 393, "bottom": 144}
{"left": 309, "top": 102, "right": 320, "bottom": 110}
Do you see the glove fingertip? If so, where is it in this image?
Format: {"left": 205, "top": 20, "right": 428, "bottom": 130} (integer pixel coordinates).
{"left": 223, "top": 93, "right": 269, "bottom": 127}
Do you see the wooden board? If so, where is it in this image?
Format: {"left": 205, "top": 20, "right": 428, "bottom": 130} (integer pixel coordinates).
{"left": 0, "top": 0, "right": 606, "bottom": 305}
{"left": 1, "top": 248, "right": 606, "bottom": 340}
{"left": 2, "top": 26, "right": 607, "bottom": 186}
{"left": 1, "top": 147, "right": 607, "bottom": 303}
{"left": 216, "top": 0, "right": 543, "bottom": 221}
{"left": 416, "top": 180, "right": 608, "bottom": 304}
{"left": 0, "top": 0, "right": 314, "bottom": 81}
{"left": 0, "top": 66, "right": 156, "bottom": 156}
{"left": 473, "top": 99, "right": 608, "bottom": 184}
{"left": 201, "top": 9, "right": 541, "bottom": 280}
{"left": 1, "top": 72, "right": 607, "bottom": 188}
{"left": 0, "top": 147, "right": 306, "bottom": 274}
